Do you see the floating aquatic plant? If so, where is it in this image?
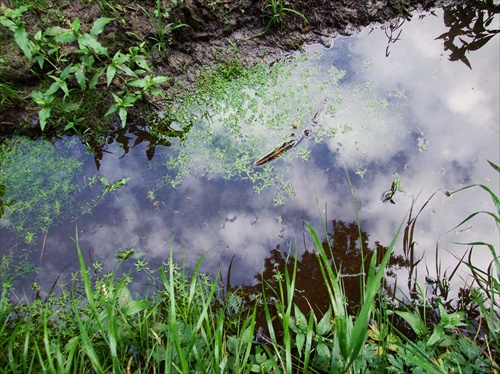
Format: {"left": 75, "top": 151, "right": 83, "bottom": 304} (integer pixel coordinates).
{"left": 153, "top": 51, "right": 408, "bottom": 204}
{"left": 0, "top": 137, "right": 83, "bottom": 243}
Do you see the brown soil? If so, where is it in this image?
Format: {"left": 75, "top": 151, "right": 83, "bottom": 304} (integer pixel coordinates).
{"left": 0, "top": 0, "right": 452, "bottom": 136}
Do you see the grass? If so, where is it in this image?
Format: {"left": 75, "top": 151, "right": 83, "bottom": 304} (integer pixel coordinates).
{"left": 0, "top": 162, "right": 498, "bottom": 373}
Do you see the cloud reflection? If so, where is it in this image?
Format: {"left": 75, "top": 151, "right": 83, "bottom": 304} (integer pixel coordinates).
{"left": 24, "top": 9, "right": 499, "bottom": 293}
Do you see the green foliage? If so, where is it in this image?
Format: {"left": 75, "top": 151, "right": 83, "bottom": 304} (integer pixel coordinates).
{"left": 0, "top": 137, "right": 82, "bottom": 243}
{"left": 0, "top": 5, "right": 170, "bottom": 130}
{"left": 138, "top": 0, "right": 191, "bottom": 52}
{"left": 262, "top": 0, "right": 307, "bottom": 33}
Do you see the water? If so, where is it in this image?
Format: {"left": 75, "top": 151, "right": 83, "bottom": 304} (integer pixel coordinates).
{"left": 1, "top": 8, "right": 498, "bottom": 298}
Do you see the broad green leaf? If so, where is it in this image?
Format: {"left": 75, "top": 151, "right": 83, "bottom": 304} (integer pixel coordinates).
{"left": 395, "top": 311, "right": 427, "bottom": 336}
{"left": 0, "top": 18, "right": 16, "bottom": 30}
{"left": 296, "top": 332, "right": 305, "bottom": 354}
{"left": 316, "top": 342, "right": 331, "bottom": 359}
{"left": 127, "top": 78, "right": 147, "bottom": 88}
{"left": 427, "top": 325, "right": 445, "bottom": 347}
{"left": 438, "top": 302, "right": 466, "bottom": 328}
{"left": 123, "top": 93, "right": 140, "bottom": 106}
{"left": 317, "top": 308, "right": 334, "bottom": 336}
{"left": 45, "top": 81, "right": 61, "bottom": 97}
{"left": 35, "top": 55, "right": 45, "bottom": 69}
{"left": 105, "top": 103, "right": 119, "bottom": 117}
{"left": 117, "top": 64, "right": 137, "bottom": 77}
{"left": 13, "top": 27, "right": 32, "bottom": 61}
{"left": 90, "top": 17, "right": 114, "bottom": 36}
{"left": 39, "top": 107, "right": 51, "bottom": 131}
{"left": 81, "top": 54, "right": 95, "bottom": 69}
{"left": 151, "top": 76, "right": 171, "bottom": 84}
{"left": 98, "top": 176, "right": 110, "bottom": 185}
{"left": 112, "top": 50, "right": 130, "bottom": 65}
{"left": 44, "top": 26, "right": 65, "bottom": 36}
{"left": 54, "top": 30, "right": 76, "bottom": 43}
{"left": 119, "top": 107, "right": 128, "bottom": 127}
{"left": 149, "top": 87, "right": 165, "bottom": 97}
{"left": 121, "top": 299, "right": 151, "bottom": 315}
{"left": 294, "top": 304, "right": 307, "bottom": 331}
{"left": 117, "top": 287, "right": 133, "bottom": 309}
{"left": 78, "top": 34, "right": 108, "bottom": 56}
{"left": 31, "top": 90, "right": 46, "bottom": 105}
{"left": 71, "top": 18, "right": 80, "bottom": 33}
{"left": 134, "top": 56, "right": 152, "bottom": 72}
{"left": 89, "top": 70, "right": 103, "bottom": 89}
{"left": 106, "top": 65, "right": 116, "bottom": 87}
{"left": 75, "top": 66, "right": 86, "bottom": 89}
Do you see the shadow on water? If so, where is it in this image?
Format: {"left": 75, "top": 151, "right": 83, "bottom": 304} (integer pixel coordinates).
{"left": 437, "top": 0, "right": 500, "bottom": 69}
{"left": 84, "top": 116, "right": 192, "bottom": 170}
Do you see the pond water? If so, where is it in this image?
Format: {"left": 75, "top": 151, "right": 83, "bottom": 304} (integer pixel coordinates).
{"left": 1, "top": 7, "right": 499, "bottom": 300}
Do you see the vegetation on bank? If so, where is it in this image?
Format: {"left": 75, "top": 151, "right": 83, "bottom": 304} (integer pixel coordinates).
{"left": 0, "top": 163, "right": 498, "bottom": 373}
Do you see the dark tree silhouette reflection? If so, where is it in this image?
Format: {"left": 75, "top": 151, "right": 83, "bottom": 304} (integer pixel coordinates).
{"left": 239, "top": 219, "right": 410, "bottom": 325}
{"left": 437, "top": 0, "right": 499, "bottom": 69}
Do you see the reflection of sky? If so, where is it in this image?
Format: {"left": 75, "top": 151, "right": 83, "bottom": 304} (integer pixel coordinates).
{"left": 6, "top": 9, "right": 498, "bottom": 293}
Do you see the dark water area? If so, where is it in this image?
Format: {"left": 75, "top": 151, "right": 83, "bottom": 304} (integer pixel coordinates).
{"left": 1, "top": 8, "right": 498, "bottom": 302}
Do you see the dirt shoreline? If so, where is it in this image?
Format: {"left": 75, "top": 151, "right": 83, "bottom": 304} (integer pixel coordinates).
{"left": 0, "top": 0, "right": 455, "bottom": 136}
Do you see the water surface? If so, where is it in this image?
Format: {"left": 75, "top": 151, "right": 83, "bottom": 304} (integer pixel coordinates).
{"left": 1, "top": 8, "right": 498, "bottom": 297}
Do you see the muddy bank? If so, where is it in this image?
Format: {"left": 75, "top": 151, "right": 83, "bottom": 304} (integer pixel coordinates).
{"left": 0, "top": 0, "right": 460, "bottom": 135}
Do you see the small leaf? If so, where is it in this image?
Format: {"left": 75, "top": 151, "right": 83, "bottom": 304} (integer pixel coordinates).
{"left": 127, "top": 78, "right": 147, "bottom": 88}
{"left": 115, "top": 248, "right": 134, "bottom": 260}
{"left": 39, "top": 107, "right": 51, "bottom": 131}
{"left": 134, "top": 57, "right": 152, "bottom": 72}
{"left": 54, "top": 30, "right": 76, "bottom": 43}
{"left": 151, "top": 76, "right": 171, "bottom": 85}
{"left": 90, "top": 17, "right": 114, "bottom": 36}
{"left": 121, "top": 299, "right": 151, "bottom": 315}
{"left": 427, "top": 325, "right": 445, "bottom": 347}
{"left": 106, "top": 65, "right": 116, "bottom": 87}
{"left": 317, "top": 308, "right": 334, "bottom": 336}
{"left": 75, "top": 67, "right": 86, "bottom": 89}
{"left": 105, "top": 104, "right": 119, "bottom": 117}
{"left": 71, "top": 18, "right": 80, "bottom": 33}
{"left": 98, "top": 176, "right": 110, "bottom": 185}
{"left": 395, "top": 311, "right": 427, "bottom": 336}
{"left": 78, "top": 34, "right": 108, "bottom": 56}
{"left": 13, "top": 27, "right": 32, "bottom": 61}
{"left": 118, "top": 107, "right": 128, "bottom": 127}
{"left": 149, "top": 87, "right": 165, "bottom": 97}
{"left": 296, "top": 332, "right": 305, "bottom": 354}
{"left": 294, "top": 304, "right": 307, "bottom": 331}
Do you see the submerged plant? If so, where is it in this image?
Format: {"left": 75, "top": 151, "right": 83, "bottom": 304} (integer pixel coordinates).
{"left": 0, "top": 137, "right": 82, "bottom": 243}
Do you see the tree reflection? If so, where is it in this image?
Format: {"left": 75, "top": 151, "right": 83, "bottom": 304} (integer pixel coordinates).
{"left": 86, "top": 118, "right": 191, "bottom": 170}
{"left": 241, "top": 219, "right": 409, "bottom": 319}
{"left": 437, "top": 0, "right": 499, "bottom": 69}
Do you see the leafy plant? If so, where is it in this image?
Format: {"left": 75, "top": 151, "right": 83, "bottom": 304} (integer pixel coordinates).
{"left": 262, "top": 0, "right": 307, "bottom": 33}
{"left": 138, "top": 0, "right": 191, "bottom": 52}
{"left": 1, "top": 6, "right": 170, "bottom": 130}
